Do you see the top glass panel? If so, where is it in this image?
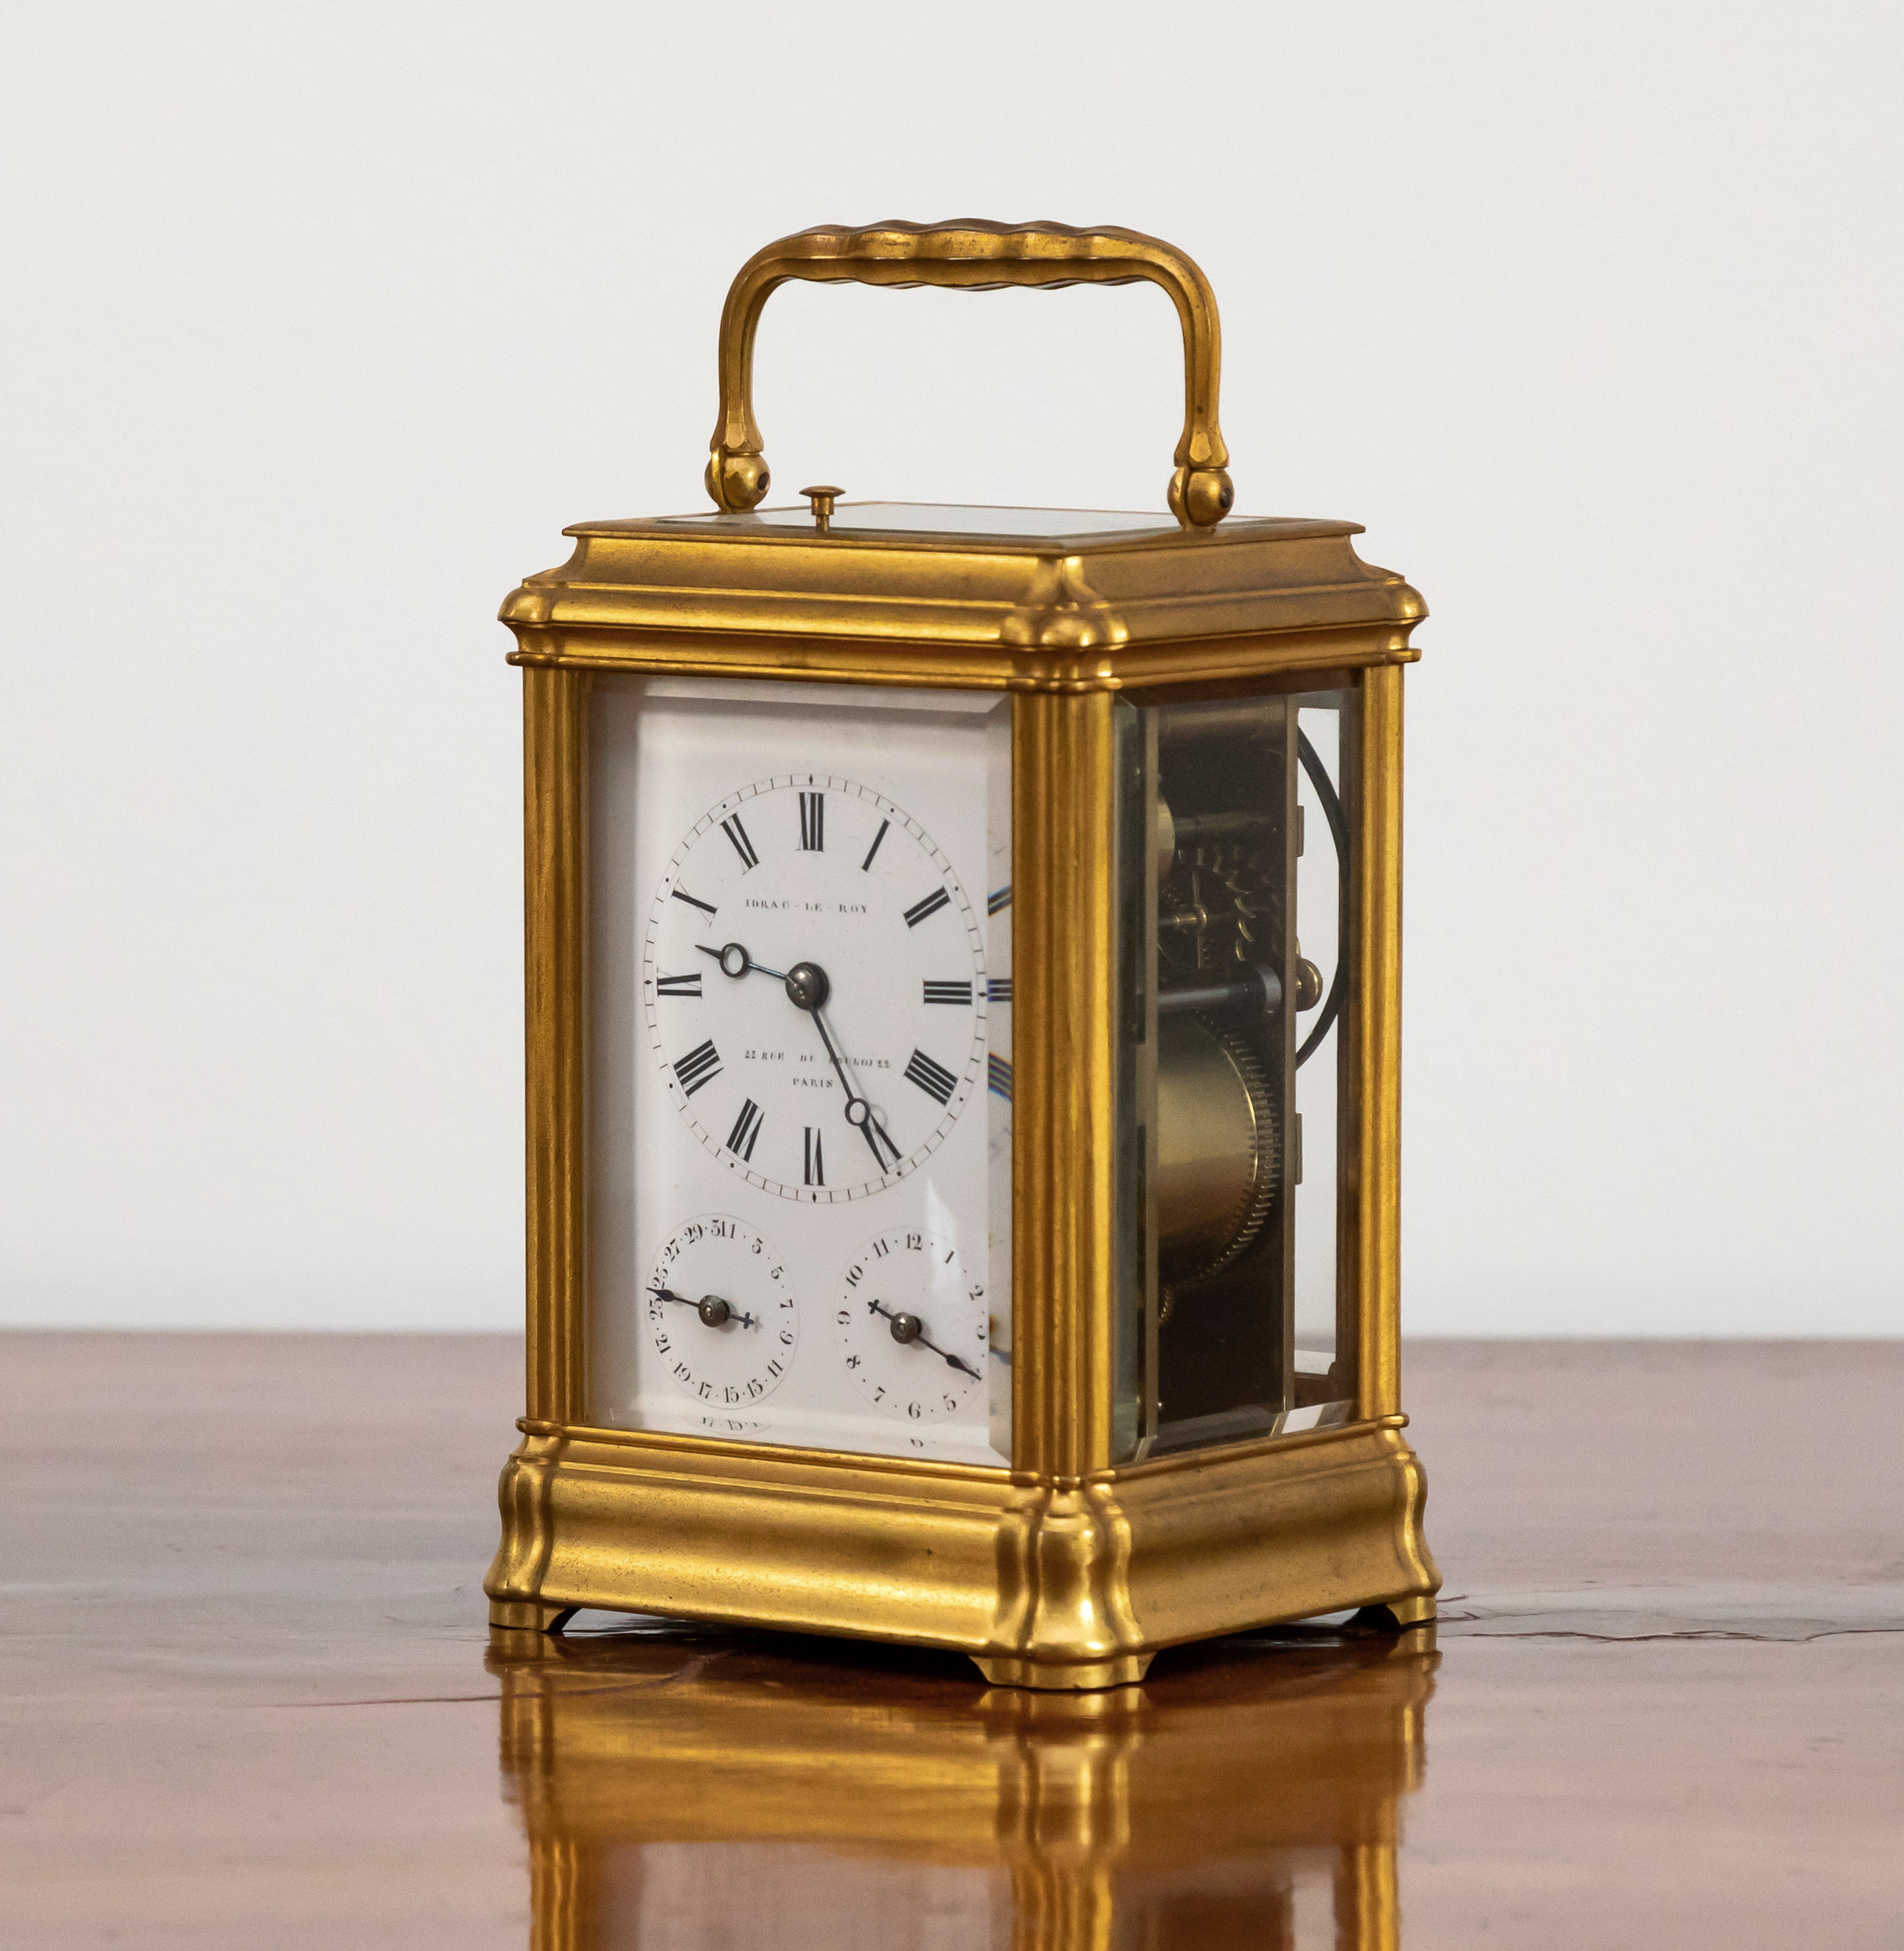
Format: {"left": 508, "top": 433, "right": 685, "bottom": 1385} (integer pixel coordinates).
{"left": 655, "top": 503, "right": 1187, "bottom": 539}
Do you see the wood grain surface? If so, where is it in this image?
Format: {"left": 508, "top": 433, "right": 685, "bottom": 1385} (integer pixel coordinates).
{"left": 2, "top": 1334, "right": 1899, "bottom": 1949}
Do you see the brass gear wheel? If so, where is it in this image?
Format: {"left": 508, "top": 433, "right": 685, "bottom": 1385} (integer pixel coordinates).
{"left": 1155, "top": 1013, "right": 1280, "bottom": 1320}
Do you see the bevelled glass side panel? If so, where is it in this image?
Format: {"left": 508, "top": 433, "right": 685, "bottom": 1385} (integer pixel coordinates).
{"left": 588, "top": 674, "right": 1012, "bottom": 1466}
{"left": 1292, "top": 697, "right": 1356, "bottom": 1413}
{"left": 1113, "top": 686, "right": 1359, "bottom": 1459}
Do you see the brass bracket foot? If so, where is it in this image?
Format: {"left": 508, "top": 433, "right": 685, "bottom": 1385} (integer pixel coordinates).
{"left": 1348, "top": 1594, "right": 1437, "bottom": 1634}
{"left": 488, "top": 1599, "right": 577, "bottom": 1633}
{"left": 972, "top": 1651, "right": 1154, "bottom": 1690}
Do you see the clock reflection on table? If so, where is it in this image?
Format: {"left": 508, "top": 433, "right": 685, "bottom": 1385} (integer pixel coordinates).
{"left": 488, "top": 1619, "right": 1435, "bottom": 1950}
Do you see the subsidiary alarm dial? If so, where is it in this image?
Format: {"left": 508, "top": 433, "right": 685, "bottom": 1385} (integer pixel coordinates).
{"left": 645, "top": 1215, "right": 799, "bottom": 1409}
{"left": 833, "top": 1229, "right": 989, "bottom": 1423}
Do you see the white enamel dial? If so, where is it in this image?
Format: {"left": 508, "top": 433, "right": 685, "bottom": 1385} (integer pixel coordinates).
{"left": 644, "top": 1214, "right": 799, "bottom": 1409}
{"left": 833, "top": 1228, "right": 989, "bottom": 1423}
{"left": 643, "top": 774, "right": 988, "bottom": 1202}
{"left": 594, "top": 679, "right": 1010, "bottom": 1463}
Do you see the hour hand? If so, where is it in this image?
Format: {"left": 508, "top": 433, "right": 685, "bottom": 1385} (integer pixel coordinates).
{"left": 650, "top": 1285, "right": 756, "bottom": 1330}
{"left": 870, "top": 1300, "right": 982, "bottom": 1381}
{"left": 697, "top": 942, "right": 787, "bottom": 982}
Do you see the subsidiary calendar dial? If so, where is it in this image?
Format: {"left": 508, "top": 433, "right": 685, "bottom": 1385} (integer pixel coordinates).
{"left": 644, "top": 775, "right": 989, "bottom": 1201}
{"left": 645, "top": 1216, "right": 799, "bottom": 1409}
{"left": 834, "top": 1230, "right": 989, "bottom": 1423}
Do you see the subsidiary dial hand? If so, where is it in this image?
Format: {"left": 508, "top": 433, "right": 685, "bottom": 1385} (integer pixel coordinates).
{"left": 869, "top": 1299, "right": 983, "bottom": 1381}
{"left": 697, "top": 942, "right": 788, "bottom": 982}
{"left": 649, "top": 1285, "right": 758, "bottom": 1330}
{"left": 783, "top": 961, "right": 902, "bottom": 1171}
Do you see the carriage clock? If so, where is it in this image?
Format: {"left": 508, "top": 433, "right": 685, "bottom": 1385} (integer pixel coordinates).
{"left": 485, "top": 221, "right": 1438, "bottom": 1688}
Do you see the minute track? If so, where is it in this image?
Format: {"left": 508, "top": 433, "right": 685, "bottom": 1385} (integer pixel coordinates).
{"left": 643, "top": 773, "right": 989, "bottom": 1202}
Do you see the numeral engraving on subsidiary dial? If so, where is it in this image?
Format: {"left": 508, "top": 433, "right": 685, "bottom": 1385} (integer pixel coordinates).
{"left": 833, "top": 1229, "right": 989, "bottom": 1424}
{"left": 645, "top": 1215, "right": 798, "bottom": 1409}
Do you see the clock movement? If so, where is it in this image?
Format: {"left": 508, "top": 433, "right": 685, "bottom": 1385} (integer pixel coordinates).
{"left": 486, "top": 221, "right": 1438, "bottom": 1686}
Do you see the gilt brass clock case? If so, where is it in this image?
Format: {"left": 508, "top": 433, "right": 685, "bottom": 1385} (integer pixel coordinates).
{"left": 487, "top": 222, "right": 1437, "bottom": 1687}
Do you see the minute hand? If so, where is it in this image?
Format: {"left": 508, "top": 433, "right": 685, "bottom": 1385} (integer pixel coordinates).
{"left": 783, "top": 961, "right": 900, "bottom": 1171}
{"left": 869, "top": 1299, "right": 983, "bottom": 1381}
{"left": 811, "top": 1001, "right": 901, "bottom": 1171}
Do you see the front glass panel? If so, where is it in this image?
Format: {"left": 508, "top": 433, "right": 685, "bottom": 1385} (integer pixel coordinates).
{"left": 588, "top": 676, "right": 1012, "bottom": 1466}
{"left": 1114, "top": 684, "right": 1359, "bottom": 1459}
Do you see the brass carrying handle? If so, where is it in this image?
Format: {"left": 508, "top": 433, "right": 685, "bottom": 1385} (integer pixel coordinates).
{"left": 705, "top": 220, "right": 1235, "bottom": 528}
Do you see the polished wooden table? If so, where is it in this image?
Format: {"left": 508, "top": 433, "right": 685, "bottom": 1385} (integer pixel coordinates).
{"left": 4, "top": 1335, "right": 1899, "bottom": 1949}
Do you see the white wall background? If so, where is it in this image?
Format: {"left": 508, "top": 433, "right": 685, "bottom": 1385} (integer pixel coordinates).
{"left": 2, "top": 1, "right": 1899, "bottom": 1334}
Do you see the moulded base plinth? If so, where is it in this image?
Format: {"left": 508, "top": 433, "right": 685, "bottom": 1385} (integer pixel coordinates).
{"left": 482, "top": 1413, "right": 1440, "bottom": 1690}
